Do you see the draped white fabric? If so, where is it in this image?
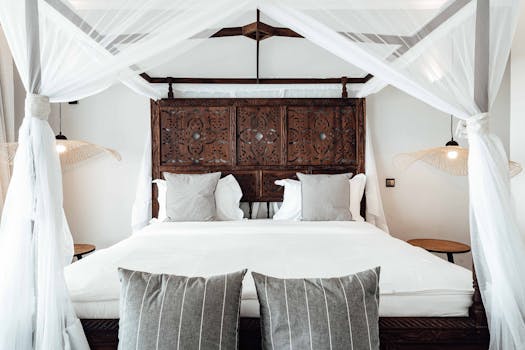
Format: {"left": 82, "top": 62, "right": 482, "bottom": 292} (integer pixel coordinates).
{"left": 365, "top": 121, "right": 389, "bottom": 233}
{"left": 0, "top": 0, "right": 253, "bottom": 348}
{"left": 131, "top": 127, "right": 152, "bottom": 232}
{"left": 465, "top": 114, "right": 525, "bottom": 349}
{"left": 0, "top": 0, "right": 523, "bottom": 349}
{"left": 0, "top": 27, "right": 15, "bottom": 212}
{"left": 259, "top": 1, "right": 525, "bottom": 348}
{"left": 0, "top": 94, "right": 88, "bottom": 349}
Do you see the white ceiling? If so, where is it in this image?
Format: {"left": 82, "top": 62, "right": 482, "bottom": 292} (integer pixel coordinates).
{"left": 146, "top": 11, "right": 370, "bottom": 79}
{"left": 146, "top": 36, "right": 369, "bottom": 79}
{"left": 70, "top": 0, "right": 450, "bottom": 11}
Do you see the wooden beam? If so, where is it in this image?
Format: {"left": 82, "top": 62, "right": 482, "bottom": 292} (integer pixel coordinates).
{"left": 474, "top": 0, "right": 489, "bottom": 112}
{"left": 140, "top": 74, "right": 373, "bottom": 85}
{"left": 26, "top": 0, "right": 42, "bottom": 92}
{"left": 357, "top": 0, "right": 473, "bottom": 96}
{"left": 273, "top": 27, "right": 303, "bottom": 38}
{"left": 340, "top": 0, "right": 471, "bottom": 59}
{"left": 211, "top": 21, "right": 303, "bottom": 41}
{"left": 44, "top": 0, "right": 159, "bottom": 97}
{"left": 394, "top": 0, "right": 472, "bottom": 58}
{"left": 210, "top": 27, "right": 244, "bottom": 38}
{"left": 256, "top": 10, "right": 260, "bottom": 83}
{"left": 341, "top": 32, "right": 412, "bottom": 46}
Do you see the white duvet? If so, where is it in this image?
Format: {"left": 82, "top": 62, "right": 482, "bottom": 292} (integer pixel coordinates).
{"left": 65, "top": 220, "right": 473, "bottom": 318}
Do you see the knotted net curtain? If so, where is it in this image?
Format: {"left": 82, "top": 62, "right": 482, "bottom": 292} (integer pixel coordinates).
{"left": 258, "top": 2, "right": 525, "bottom": 349}
{"left": 0, "top": 0, "right": 523, "bottom": 349}
{"left": 0, "top": 0, "right": 253, "bottom": 348}
{"left": 262, "top": 2, "right": 525, "bottom": 348}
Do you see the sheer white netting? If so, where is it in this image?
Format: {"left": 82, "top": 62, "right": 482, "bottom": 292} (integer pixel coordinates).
{"left": 0, "top": 0, "right": 523, "bottom": 349}
{"left": 260, "top": 1, "right": 525, "bottom": 348}
{"left": 0, "top": 1, "right": 253, "bottom": 349}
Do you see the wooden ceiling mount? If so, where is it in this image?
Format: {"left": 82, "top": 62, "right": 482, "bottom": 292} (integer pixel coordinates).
{"left": 140, "top": 10, "right": 374, "bottom": 92}
{"left": 211, "top": 12, "right": 302, "bottom": 41}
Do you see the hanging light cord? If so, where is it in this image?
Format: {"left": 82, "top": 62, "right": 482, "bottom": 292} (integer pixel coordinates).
{"left": 56, "top": 103, "right": 67, "bottom": 140}
{"left": 450, "top": 115, "right": 454, "bottom": 142}
{"left": 445, "top": 115, "right": 459, "bottom": 147}
{"left": 59, "top": 104, "right": 62, "bottom": 135}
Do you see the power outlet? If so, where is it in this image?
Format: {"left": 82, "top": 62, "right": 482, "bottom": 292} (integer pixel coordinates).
{"left": 386, "top": 178, "right": 396, "bottom": 187}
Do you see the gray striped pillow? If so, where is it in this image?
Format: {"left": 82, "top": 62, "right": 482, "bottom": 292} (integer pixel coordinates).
{"left": 252, "top": 267, "right": 380, "bottom": 350}
{"left": 118, "top": 268, "right": 247, "bottom": 350}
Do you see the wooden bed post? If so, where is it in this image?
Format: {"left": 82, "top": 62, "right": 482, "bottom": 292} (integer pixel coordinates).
{"left": 167, "top": 78, "right": 174, "bottom": 99}
{"left": 469, "top": 266, "right": 488, "bottom": 329}
{"left": 341, "top": 76, "right": 348, "bottom": 98}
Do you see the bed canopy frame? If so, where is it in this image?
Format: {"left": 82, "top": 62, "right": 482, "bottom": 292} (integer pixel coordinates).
{"left": 140, "top": 9, "right": 373, "bottom": 98}
{"left": 0, "top": 0, "right": 523, "bottom": 349}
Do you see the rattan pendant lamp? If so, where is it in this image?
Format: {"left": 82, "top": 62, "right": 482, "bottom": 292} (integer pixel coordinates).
{"left": 2, "top": 103, "right": 121, "bottom": 171}
{"left": 394, "top": 116, "right": 522, "bottom": 177}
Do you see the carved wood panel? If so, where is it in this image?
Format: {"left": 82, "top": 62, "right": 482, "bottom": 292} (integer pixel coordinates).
{"left": 152, "top": 98, "right": 365, "bottom": 216}
{"left": 225, "top": 171, "right": 259, "bottom": 201}
{"left": 261, "top": 170, "right": 299, "bottom": 201}
{"left": 237, "top": 106, "right": 281, "bottom": 165}
{"left": 159, "top": 106, "right": 232, "bottom": 166}
{"left": 287, "top": 106, "right": 357, "bottom": 166}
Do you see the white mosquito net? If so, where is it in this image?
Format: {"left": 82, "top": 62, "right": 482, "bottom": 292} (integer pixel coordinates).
{"left": 0, "top": 0, "right": 523, "bottom": 349}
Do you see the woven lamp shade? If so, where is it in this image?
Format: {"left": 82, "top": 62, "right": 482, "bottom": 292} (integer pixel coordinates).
{"left": 394, "top": 146, "right": 522, "bottom": 177}
{"left": 1, "top": 140, "right": 121, "bottom": 172}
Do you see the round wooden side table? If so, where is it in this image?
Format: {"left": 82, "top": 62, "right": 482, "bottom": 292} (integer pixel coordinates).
{"left": 73, "top": 244, "right": 96, "bottom": 260}
{"left": 407, "top": 239, "right": 470, "bottom": 263}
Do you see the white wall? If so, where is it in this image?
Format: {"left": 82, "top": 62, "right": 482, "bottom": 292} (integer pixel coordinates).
{"left": 511, "top": 5, "right": 525, "bottom": 232}
{"left": 367, "top": 88, "right": 471, "bottom": 267}
{"left": 369, "top": 67, "right": 510, "bottom": 269}
{"left": 55, "top": 86, "right": 150, "bottom": 247}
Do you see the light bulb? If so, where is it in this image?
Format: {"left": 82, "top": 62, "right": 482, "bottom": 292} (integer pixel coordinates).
{"left": 56, "top": 143, "right": 67, "bottom": 154}
{"left": 447, "top": 150, "right": 458, "bottom": 160}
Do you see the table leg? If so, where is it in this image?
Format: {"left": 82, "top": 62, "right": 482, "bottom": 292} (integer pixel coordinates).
{"left": 447, "top": 253, "right": 454, "bottom": 263}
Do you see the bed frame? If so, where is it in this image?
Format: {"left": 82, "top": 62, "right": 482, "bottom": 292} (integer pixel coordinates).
{"left": 81, "top": 97, "right": 488, "bottom": 349}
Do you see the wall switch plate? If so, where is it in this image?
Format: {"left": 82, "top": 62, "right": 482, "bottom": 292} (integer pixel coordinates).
{"left": 386, "top": 178, "right": 396, "bottom": 187}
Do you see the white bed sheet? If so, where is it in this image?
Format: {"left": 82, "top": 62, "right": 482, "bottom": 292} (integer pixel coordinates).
{"left": 65, "top": 220, "right": 473, "bottom": 318}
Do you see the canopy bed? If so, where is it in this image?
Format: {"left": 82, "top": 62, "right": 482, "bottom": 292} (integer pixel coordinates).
{"left": 66, "top": 96, "right": 486, "bottom": 350}
{"left": 0, "top": 1, "right": 524, "bottom": 350}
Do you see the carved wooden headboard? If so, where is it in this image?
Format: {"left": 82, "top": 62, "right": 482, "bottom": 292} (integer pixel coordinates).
{"left": 151, "top": 98, "right": 366, "bottom": 217}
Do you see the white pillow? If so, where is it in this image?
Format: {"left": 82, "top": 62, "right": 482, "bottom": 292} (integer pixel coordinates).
{"left": 153, "top": 174, "right": 244, "bottom": 221}
{"left": 349, "top": 174, "right": 366, "bottom": 222}
{"left": 214, "top": 174, "right": 244, "bottom": 221}
{"left": 272, "top": 174, "right": 367, "bottom": 221}
{"left": 272, "top": 179, "right": 302, "bottom": 220}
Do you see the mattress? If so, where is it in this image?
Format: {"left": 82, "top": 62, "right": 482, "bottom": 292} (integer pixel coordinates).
{"left": 65, "top": 220, "right": 474, "bottom": 319}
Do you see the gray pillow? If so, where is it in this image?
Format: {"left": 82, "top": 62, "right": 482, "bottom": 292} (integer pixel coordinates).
{"left": 164, "top": 172, "right": 221, "bottom": 221}
{"left": 297, "top": 173, "right": 352, "bottom": 221}
{"left": 118, "top": 268, "right": 247, "bottom": 350}
{"left": 252, "top": 267, "right": 380, "bottom": 350}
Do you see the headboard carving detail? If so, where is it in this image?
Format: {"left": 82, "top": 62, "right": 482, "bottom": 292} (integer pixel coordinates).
{"left": 151, "top": 98, "right": 366, "bottom": 218}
